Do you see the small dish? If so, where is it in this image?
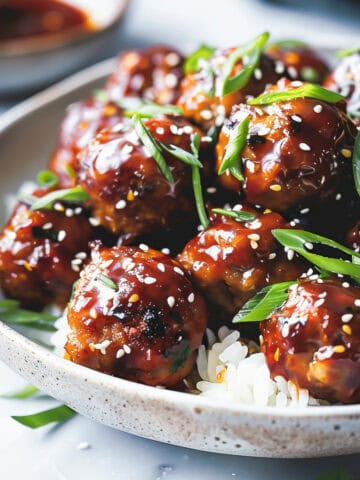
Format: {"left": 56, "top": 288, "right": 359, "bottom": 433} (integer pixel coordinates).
{"left": 0, "top": 59, "right": 359, "bottom": 458}
{"left": 0, "top": 0, "right": 128, "bottom": 96}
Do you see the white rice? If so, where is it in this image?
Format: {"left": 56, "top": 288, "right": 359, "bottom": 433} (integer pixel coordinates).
{"left": 196, "top": 326, "right": 320, "bottom": 407}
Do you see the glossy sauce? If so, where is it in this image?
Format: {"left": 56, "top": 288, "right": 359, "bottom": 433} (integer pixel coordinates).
{"left": 0, "top": 0, "right": 89, "bottom": 40}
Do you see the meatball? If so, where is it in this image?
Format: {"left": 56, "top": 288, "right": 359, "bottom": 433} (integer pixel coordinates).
{"left": 347, "top": 221, "right": 360, "bottom": 252}
{"left": 324, "top": 53, "right": 360, "bottom": 126}
{"left": 177, "top": 47, "right": 280, "bottom": 131}
{"left": 49, "top": 98, "right": 124, "bottom": 187}
{"left": 261, "top": 279, "right": 360, "bottom": 404}
{"left": 0, "top": 189, "right": 93, "bottom": 309}
{"left": 65, "top": 244, "right": 207, "bottom": 386}
{"left": 266, "top": 43, "right": 329, "bottom": 83}
{"left": 106, "top": 45, "right": 184, "bottom": 105}
{"left": 216, "top": 78, "right": 357, "bottom": 213}
{"left": 178, "top": 208, "right": 304, "bottom": 324}
{"left": 76, "top": 115, "right": 204, "bottom": 241}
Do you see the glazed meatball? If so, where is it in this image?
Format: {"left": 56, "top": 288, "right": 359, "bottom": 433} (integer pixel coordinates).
{"left": 266, "top": 43, "right": 329, "bottom": 83}
{"left": 177, "top": 47, "right": 280, "bottom": 131}
{"left": 216, "top": 78, "right": 357, "bottom": 213}
{"left": 76, "top": 115, "right": 205, "bottom": 242}
{"left": 178, "top": 208, "right": 304, "bottom": 324}
{"left": 261, "top": 279, "right": 360, "bottom": 404}
{"left": 0, "top": 189, "right": 92, "bottom": 309}
{"left": 65, "top": 244, "right": 207, "bottom": 386}
{"left": 324, "top": 53, "right": 360, "bottom": 126}
{"left": 49, "top": 98, "right": 124, "bottom": 187}
{"left": 106, "top": 45, "right": 184, "bottom": 105}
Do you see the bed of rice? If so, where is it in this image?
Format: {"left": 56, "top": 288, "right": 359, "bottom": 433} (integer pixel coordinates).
{"left": 51, "top": 314, "right": 321, "bottom": 408}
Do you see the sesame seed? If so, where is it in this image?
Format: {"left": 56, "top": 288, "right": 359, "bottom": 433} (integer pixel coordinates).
{"left": 299, "top": 142, "right": 311, "bottom": 151}
{"left": 156, "top": 127, "right": 165, "bottom": 135}
{"left": 65, "top": 208, "right": 74, "bottom": 217}
{"left": 270, "top": 184, "right": 282, "bottom": 191}
{"left": 74, "top": 207, "right": 82, "bottom": 215}
{"left": 268, "top": 253, "right": 277, "bottom": 260}
{"left": 341, "top": 148, "right": 352, "bottom": 158}
{"left": 287, "top": 249, "right": 294, "bottom": 261}
{"left": 174, "top": 266, "right": 184, "bottom": 276}
{"left": 318, "top": 292, "right": 327, "bottom": 298}
{"left": 116, "top": 348, "right": 125, "bottom": 359}
{"left": 354, "top": 299, "right": 360, "bottom": 307}
{"left": 275, "top": 61, "right": 285, "bottom": 74}
{"left": 42, "top": 222, "right": 53, "bottom": 230}
{"left": 336, "top": 193, "right": 342, "bottom": 201}
{"left": 342, "top": 324, "right": 352, "bottom": 335}
{"left": 291, "top": 115, "right": 302, "bottom": 123}
{"left": 72, "top": 258, "right": 82, "bottom": 265}
{"left": 291, "top": 80, "right": 303, "bottom": 87}
{"left": 248, "top": 233, "right": 260, "bottom": 241}
{"left": 139, "top": 243, "right": 149, "bottom": 252}
{"left": 333, "top": 345, "right": 346, "bottom": 354}
{"left": 57, "top": 230, "right": 66, "bottom": 242}
{"left": 54, "top": 202, "right": 65, "bottom": 212}
{"left": 342, "top": 282, "right": 350, "bottom": 288}
{"left": 91, "top": 339, "right": 112, "bottom": 355}
{"left": 115, "top": 199, "right": 127, "bottom": 210}
{"left": 200, "top": 109, "right": 213, "bottom": 120}
{"left": 250, "top": 240, "right": 258, "bottom": 250}
{"left": 341, "top": 313, "right": 353, "bottom": 323}
{"left": 313, "top": 104, "right": 323, "bottom": 113}
{"left": 167, "top": 296, "right": 175, "bottom": 308}
{"left": 89, "top": 217, "right": 100, "bottom": 226}
{"left": 165, "top": 52, "right": 181, "bottom": 66}
{"left": 165, "top": 73, "right": 178, "bottom": 88}
{"left": 300, "top": 208, "right": 310, "bottom": 214}
{"left": 282, "top": 323, "right": 290, "bottom": 338}
{"left": 75, "top": 252, "right": 87, "bottom": 259}
{"left": 144, "top": 277, "right": 157, "bottom": 284}
{"left": 170, "top": 124, "right": 178, "bottom": 135}
{"left": 304, "top": 242, "right": 313, "bottom": 250}
{"left": 77, "top": 442, "right": 90, "bottom": 450}
{"left": 187, "top": 293, "right": 195, "bottom": 303}
{"left": 183, "top": 125, "right": 193, "bottom": 135}
{"left": 314, "top": 299, "right": 325, "bottom": 308}
{"left": 288, "top": 66, "right": 298, "bottom": 78}
{"left": 157, "top": 263, "right": 165, "bottom": 272}
{"left": 123, "top": 344, "right": 131, "bottom": 354}
{"left": 161, "top": 248, "right": 170, "bottom": 255}
{"left": 129, "top": 294, "right": 139, "bottom": 303}
{"left": 254, "top": 68, "right": 263, "bottom": 80}
{"left": 206, "top": 187, "right": 217, "bottom": 194}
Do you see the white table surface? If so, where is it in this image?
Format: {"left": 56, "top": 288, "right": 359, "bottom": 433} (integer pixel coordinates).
{"left": 1, "top": 0, "right": 360, "bottom": 478}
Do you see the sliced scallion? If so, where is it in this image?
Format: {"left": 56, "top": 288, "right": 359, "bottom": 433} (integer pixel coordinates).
{"left": 248, "top": 84, "right": 344, "bottom": 106}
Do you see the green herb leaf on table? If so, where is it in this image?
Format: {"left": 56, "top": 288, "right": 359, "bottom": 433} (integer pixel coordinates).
{"left": 96, "top": 273, "right": 118, "bottom": 291}
{"left": 36, "top": 170, "right": 59, "bottom": 188}
{"left": 211, "top": 208, "right": 256, "bottom": 222}
{"left": 1, "top": 384, "right": 39, "bottom": 399}
{"left": 0, "top": 307, "right": 57, "bottom": 332}
{"left": 184, "top": 44, "right": 215, "bottom": 74}
{"left": 248, "top": 84, "right": 345, "bottom": 106}
{"left": 232, "top": 281, "right": 295, "bottom": 323}
{"left": 272, "top": 229, "right": 360, "bottom": 282}
{"left": 132, "top": 114, "right": 174, "bottom": 183}
{"left": 25, "top": 187, "right": 89, "bottom": 211}
{"left": 221, "top": 32, "right": 270, "bottom": 97}
{"left": 12, "top": 405, "right": 76, "bottom": 429}
{"left": 352, "top": 130, "right": 360, "bottom": 197}
{"left": 218, "top": 114, "right": 250, "bottom": 182}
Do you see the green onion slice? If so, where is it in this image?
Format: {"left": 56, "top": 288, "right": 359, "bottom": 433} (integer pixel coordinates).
{"left": 353, "top": 130, "right": 360, "bottom": 197}
{"left": 211, "top": 208, "right": 256, "bottom": 222}
{"left": 184, "top": 45, "right": 215, "bottom": 74}
{"left": 161, "top": 142, "right": 203, "bottom": 167}
{"left": 96, "top": 273, "right": 117, "bottom": 291}
{"left": 248, "top": 84, "right": 345, "bottom": 105}
{"left": 190, "top": 133, "right": 209, "bottom": 229}
{"left": 12, "top": 405, "right": 75, "bottom": 429}
{"left": 300, "top": 67, "right": 320, "bottom": 83}
{"left": 268, "top": 39, "right": 309, "bottom": 50}
{"left": 23, "top": 187, "right": 89, "bottom": 211}
{"left": 1, "top": 385, "right": 39, "bottom": 399}
{"left": 272, "top": 229, "right": 360, "bottom": 282}
{"left": 37, "top": 170, "right": 59, "bottom": 188}
{"left": 124, "top": 102, "right": 183, "bottom": 118}
{"left": 233, "top": 281, "right": 295, "bottom": 323}
{"left": 218, "top": 114, "right": 250, "bottom": 181}
{"left": 336, "top": 47, "right": 360, "bottom": 59}
{"left": 132, "top": 114, "right": 174, "bottom": 183}
{"left": 221, "top": 32, "right": 269, "bottom": 97}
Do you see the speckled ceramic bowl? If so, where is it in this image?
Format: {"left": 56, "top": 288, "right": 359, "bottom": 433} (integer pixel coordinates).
{"left": 0, "top": 59, "right": 359, "bottom": 458}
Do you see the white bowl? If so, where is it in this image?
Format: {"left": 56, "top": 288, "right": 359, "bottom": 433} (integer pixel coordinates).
{"left": 0, "top": 0, "right": 128, "bottom": 96}
{"left": 0, "top": 59, "right": 359, "bottom": 458}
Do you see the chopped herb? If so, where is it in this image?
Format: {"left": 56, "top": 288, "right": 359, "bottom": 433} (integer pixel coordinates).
{"left": 36, "top": 170, "right": 59, "bottom": 188}
{"left": 218, "top": 114, "right": 250, "bottom": 181}
{"left": 233, "top": 281, "right": 295, "bottom": 323}
{"left": 12, "top": 405, "right": 75, "bottom": 429}
{"left": 0, "top": 306, "right": 57, "bottom": 332}
{"left": 272, "top": 229, "right": 360, "bottom": 282}
{"left": 132, "top": 114, "right": 174, "bottom": 183}
{"left": 221, "top": 32, "right": 269, "bottom": 96}
{"left": 65, "top": 164, "right": 76, "bottom": 180}
{"left": 336, "top": 47, "right": 360, "bottom": 59}
{"left": 189, "top": 133, "right": 209, "bottom": 229}
{"left": 124, "top": 102, "right": 183, "bottom": 118}
{"left": 352, "top": 130, "right": 360, "bottom": 197}
{"left": 268, "top": 39, "right": 309, "bottom": 49}
{"left": 1, "top": 384, "right": 39, "bottom": 399}
{"left": 166, "top": 341, "right": 191, "bottom": 373}
{"left": 96, "top": 273, "right": 118, "bottom": 291}
{"left": 184, "top": 44, "right": 215, "bottom": 74}
{"left": 23, "top": 187, "right": 89, "bottom": 211}
{"left": 248, "top": 84, "right": 344, "bottom": 106}
{"left": 211, "top": 208, "right": 256, "bottom": 222}
{"left": 161, "top": 142, "right": 203, "bottom": 167}
{"left": 207, "top": 125, "right": 221, "bottom": 144}
{"left": 300, "top": 66, "right": 320, "bottom": 83}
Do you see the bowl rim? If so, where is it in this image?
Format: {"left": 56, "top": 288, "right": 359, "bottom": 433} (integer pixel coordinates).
{"left": 0, "top": 0, "right": 129, "bottom": 58}
{"left": 1, "top": 53, "right": 360, "bottom": 421}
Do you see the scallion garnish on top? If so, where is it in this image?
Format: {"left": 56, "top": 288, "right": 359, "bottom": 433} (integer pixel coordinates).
{"left": 21, "top": 187, "right": 89, "bottom": 211}
{"left": 190, "top": 137, "right": 209, "bottom": 229}
{"left": 37, "top": 170, "right": 59, "bottom": 188}
{"left": 123, "top": 102, "right": 183, "bottom": 119}
{"left": 352, "top": 130, "right": 360, "bottom": 197}
{"left": 211, "top": 208, "right": 256, "bottom": 222}
{"left": 248, "top": 84, "right": 345, "bottom": 106}
{"left": 218, "top": 114, "right": 250, "bottom": 181}
{"left": 96, "top": 273, "right": 118, "bottom": 291}
{"left": 184, "top": 44, "right": 215, "bottom": 74}
{"left": 221, "top": 32, "right": 269, "bottom": 97}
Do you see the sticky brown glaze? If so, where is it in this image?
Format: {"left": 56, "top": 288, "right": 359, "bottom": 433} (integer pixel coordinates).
{"left": 76, "top": 115, "right": 207, "bottom": 242}
{"left": 49, "top": 98, "right": 124, "bottom": 187}
{"left": 216, "top": 78, "right": 357, "bottom": 213}
{"left": 266, "top": 44, "right": 329, "bottom": 83}
{"left": 261, "top": 279, "right": 360, "bottom": 404}
{"left": 0, "top": 189, "right": 92, "bottom": 310}
{"left": 65, "top": 244, "right": 207, "bottom": 387}
{"left": 324, "top": 53, "right": 360, "bottom": 126}
{"left": 176, "top": 48, "right": 280, "bottom": 131}
{"left": 347, "top": 221, "right": 360, "bottom": 252}
{"left": 106, "top": 45, "right": 184, "bottom": 105}
{"left": 178, "top": 208, "right": 305, "bottom": 328}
